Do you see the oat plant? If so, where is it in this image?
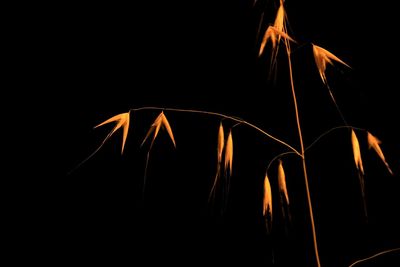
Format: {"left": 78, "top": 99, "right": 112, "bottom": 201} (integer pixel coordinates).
{"left": 68, "top": 1, "right": 397, "bottom": 266}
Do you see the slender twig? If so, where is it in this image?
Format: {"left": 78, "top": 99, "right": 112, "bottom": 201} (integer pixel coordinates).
{"left": 326, "top": 83, "right": 348, "bottom": 126}
{"left": 142, "top": 151, "right": 150, "bottom": 200}
{"left": 66, "top": 142, "right": 105, "bottom": 176}
{"left": 266, "top": 151, "right": 297, "bottom": 172}
{"left": 130, "top": 107, "right": 301, "bottom": 156}
{"left": 305, "top": 126, "right": 366, "bottom": 152}
{"left": 348, "top": 247, "right": 400, "bottom": 267}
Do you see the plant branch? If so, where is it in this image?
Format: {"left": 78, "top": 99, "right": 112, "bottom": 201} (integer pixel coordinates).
{"left": 305, "top": 126, "right": 366, "bottom": 152}
{"left": 348, "top": 247, "right": 400, "bottom": 267}
{"left": 326, "top": 83, "right": 348, "bottom": 126}
{"left": 266, "top": 151, "right": 297, "bottom": 172}
{"left": 130, "top": 106, "right": 301, "bottom": 156}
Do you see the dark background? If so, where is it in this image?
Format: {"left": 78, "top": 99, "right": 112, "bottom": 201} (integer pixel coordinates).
{"left": 13, "top": 0, "right": 400, "bottom": 266}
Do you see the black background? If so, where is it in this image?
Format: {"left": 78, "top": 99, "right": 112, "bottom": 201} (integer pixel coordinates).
{"left": 12, "top": 0, "right": 400, "bottom": 266}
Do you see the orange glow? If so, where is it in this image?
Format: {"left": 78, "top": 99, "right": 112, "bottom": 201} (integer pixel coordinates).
{"left": 94, "top": 112, "right": 130, "bottom": 154}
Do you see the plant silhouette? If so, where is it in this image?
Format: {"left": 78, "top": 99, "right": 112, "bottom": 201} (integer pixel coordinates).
{"left": 66, "top": 1, "right": 399, "bottom": 266}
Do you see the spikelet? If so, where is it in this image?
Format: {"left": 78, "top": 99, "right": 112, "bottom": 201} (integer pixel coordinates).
{"left": 217, "top": 122, "right": 225, "bottom": 164}
{"left": 351, "top": 130, "right": 364, "bottom": 175}
{"left": 224, "top": 130, "right": 233, "bottom": 176}
{"left": 259, "top": 26, "right": 296, "bottom": 57}
{"left": 351, "top": 129, "right": 368, "bottom": 217}
{"left": 94, "top": 112, "right": 130, "bottom": 154}
{"left": 367, "top": 132, "right": 393, "bottom": 175}
{"left": 141, "top": 111, "right": 176, "bottom": 149}
{"left": 312, "top": 44, "right": 351, "bottom": 85}
{"left": 161, "top": 112, "right": 176, "bottom": 147}
{"left": 209, "top": 122, "right": 225, "bottom": 202}
{"left": 278, "top": 159, "right": 289, "bottom": 205}
{"left": 263, "top": 173, "right": 273, "bottom": 219}
{"left": 263, "top": 172, "right": 273, "bottom": 233}
{"left": 274, "top": 1, "right": 285, "bottom": 35}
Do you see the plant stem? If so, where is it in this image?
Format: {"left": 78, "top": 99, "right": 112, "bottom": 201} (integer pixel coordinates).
{"left": 131, "top": 107, "right": 301, "bottom": 157}
{"left": 348, "top": 247, "right": 400, "bottom": 267}
{"left": 305, "top": 125, "right": 365, "bottom": 152}
{"left": 287, "top": 50, "right": 321, "bottom": 267}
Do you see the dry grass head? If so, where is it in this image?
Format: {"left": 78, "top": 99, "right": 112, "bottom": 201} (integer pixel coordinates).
{"left": 141, "top": 111, "right": 176, "bottom": 149}
{"left": 312, "top": 43, "right": 351, "bottom": 85}
{"left": 278, "top": 159, "right": 289, "bottom": 205}
{"left": 94, "top": 112, "right": 130, "bottom": 154}
{"left": 224, "top": 130, "right": 233, "bottom": 176}
{"left": 263, "top": 173, "right": 273, "bottom": 219}
{"left": 351, "top": 129, "right": 368, "bottom": 217}
{"left": 351, "top": 129, "right": 364, "bottom": 175}
{"left": 259, "top": 26, "right": 295, "bottom": 57}
{"left": 367, "top": 131, "right": 393, "bottom": 175}
{"left": 209, "top": 122, "right": 225, "bottom": 202}
{"left": 274, "top": 1, "right": 286, "bottom": 34}
{"left": 218, "top": 122, "right": 225, "bottom": 164}
{"left": 258, "top": 0, "right": 297, "bottom": 81}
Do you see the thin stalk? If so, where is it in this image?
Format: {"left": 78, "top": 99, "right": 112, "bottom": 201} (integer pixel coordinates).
{"left": 142, "top": 151, "right": 150, "bottom": 200}
{"left": 131, "top": 107, "right": 301, "bottom": 157}
{"left": 266, "top": 151, "right": 297, "bottom": 172}
{"left": 326, "top": 83, "right": 348, "bottom": 126}
{"left": 348, "top": 247, "right": 400, "bottom": 267}
{"left": 286, "top": 49, "right": 321, "bottom": 266}
{"left": 305, "top": 126, "right": 365, "bottom": 152}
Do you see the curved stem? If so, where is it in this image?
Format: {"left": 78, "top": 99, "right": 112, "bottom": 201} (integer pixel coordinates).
{"left": 305, "top": 125, "right": 366, "bottom": 152}
{"left": 131, "top": 106, "right": 301, "bottom": 157}
{"left": 287, "top": 48, "right": 321, "bottom": 266}
{"left": 325, "top": 83, "right": 348, "bottom": 126}
{"left": 348, "top": 247, "right": 400, "bottom": 267}
{"left": 266, "top": 151, "right": 297, "bottom": 172}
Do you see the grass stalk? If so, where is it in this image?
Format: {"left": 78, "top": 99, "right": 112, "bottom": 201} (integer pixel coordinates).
{"left": 131, "top": 107, "right": 301, "bottom": 156}
{"left": 287, "top": 47, "right": 321, "bottom": 267}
